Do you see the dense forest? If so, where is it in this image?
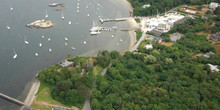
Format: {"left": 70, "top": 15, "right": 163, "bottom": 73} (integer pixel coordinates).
{"left": 127, "top": 0, "right": 220, "bottom": 16}
{"left": 37, "top": 57, "right": 94, "bottom": 108}
{"left": 90, "top": 13, "right": 220, "bottom": 110}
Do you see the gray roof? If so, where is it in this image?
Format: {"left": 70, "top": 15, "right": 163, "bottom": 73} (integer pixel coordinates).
{"left": 174, "top": 16, "right": 191, "bottom": 25}
{"left": 60, "top": 60, "right": 74, "bottom": 67}
{"left": 150, "top": 29, "right": 162, "bottom": 36}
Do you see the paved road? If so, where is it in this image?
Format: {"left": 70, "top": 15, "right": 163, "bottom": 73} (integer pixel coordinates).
{"left": 129, "top": 31, "right": 147, "bottom": 52}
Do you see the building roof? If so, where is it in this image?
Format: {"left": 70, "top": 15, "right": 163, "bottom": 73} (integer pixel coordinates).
{"left": 203, "top": 52, "right": 214, "bottom": 59}
{"left": 145, "top": 44, "right": 153, "bottom": 50}
{"left": 207, "top": 64, "right": 220, "bottom": 72}
{"left": 150, "top": 29, "right": 162, "bottom": 36}
{"left": 60, "top": 60, "right": 74, "bottom": 67}
{"left": 210, "top": 32, "right": 220, "bottom": 41}
{"left": 170, "top": 32, "right": 182, "bottom": 42}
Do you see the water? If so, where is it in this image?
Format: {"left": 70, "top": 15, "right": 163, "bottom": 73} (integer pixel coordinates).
{"left": 0, "top": 0, "right": 131, "bottom": 109}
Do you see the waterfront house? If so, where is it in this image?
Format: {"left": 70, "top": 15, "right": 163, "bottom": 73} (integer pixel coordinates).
{"left": 60, "top": 60, "right": 74, "bottom": 68}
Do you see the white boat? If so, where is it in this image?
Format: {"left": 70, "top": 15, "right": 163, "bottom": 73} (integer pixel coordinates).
{"left": 7, "top": 26, "right": 10, "bottom": 30}
{"left": 86, "top": 5, "right": 88, "bottom": 9}
{"left": 49, "top": 48, "right": 52, "bottom": 52}
{"left": 98, "top": 4, "right": 100, "bottom": 6}
{"left": 35, "top": 53, "right": 39, "bottom": 56}
{"left": 71, "top": 47, "right": 75, "bottom": 50}
{"left": 77, "top": 9, "right": 79, "bottom": 13}
{"left": 77, "top": 6, "right": 79, "bottom": 9}
{"left": 45, "top": 10, "right": 48, "bottom": 18}
{"left": 120, "top": 39, "right": 123, "bottom": 42}
{"left": 111, "top": 35, "right": 114, "bottom": 38}
{"left": 65, "top": 42, "right": 68, "bottom": 46}
{"left": 48, "top": 38, "right": 51, "bottom": 41}
{"left": 10, "top": 8, "right": 13, "bottom": 11}
{"left": 42, "top": 35, "right": 45, "bottom": 39}
{"left": 65, "top": 37, "right": 68, "bottom": 41}
{"left": 90, "top": 21, "right": 100, "bottom": 35}
{"left": 24, "top": 36, "right": 29, "bottom": 45}
{"left": 77, "top": 3, "right": 80, "bottom": 6}
{"left": 83, "top": 41, "right": 87, "bottom": 44}
{"left": 13, "top": 49, "right": 17, "bottom": 59}
{"left": 68, "top": 21, "right": 71, "bottom": 24}
{"left": 62, "top": 11, "right": 64, "bottom": 20}
{"left": 39, "top": 43, "right": 42, "bottom": 47}
{"left": 87, "top": 14, "right": 90, "bottom": 17}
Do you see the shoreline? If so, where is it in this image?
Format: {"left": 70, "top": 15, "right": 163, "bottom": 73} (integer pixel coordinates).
{"left": 22, "top": 0, "right": 136, "bottom": 109}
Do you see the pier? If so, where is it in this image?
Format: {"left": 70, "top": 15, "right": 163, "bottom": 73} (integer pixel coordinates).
{"left": 0, "top": 92, "right": 26, "bottom": 106}
{"left": 99, "top": 16, "right": 132, "bottom": 23}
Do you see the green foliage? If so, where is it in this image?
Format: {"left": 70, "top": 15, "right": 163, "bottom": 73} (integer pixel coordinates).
{"left": 136, "top": 30, "right": 143, "bottom": 41}
{"left": 128, "top": 0, "right": 219, "bottom": 16}
{"left": 135, "top": 18, "right": 140, "bottom": 23}
{"left": 96, "top": 50, "right": 111, "bottom": 68}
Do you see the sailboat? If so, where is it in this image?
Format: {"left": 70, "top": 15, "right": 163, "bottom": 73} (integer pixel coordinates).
{"left": 77, "top": 9, "right": 79, "bottom": 13}
{"left": 111, "top": 35, "right": 114, "bottom": 38}
{"left": 49, "top": 48, "right": 52, "bottom": 52}
{"left": 48, "top": 38, "right": 51, "bottom": 41}
{"left": 71, "top": 47, "right": 75, "bottom": 50}
{"left": 68, "top": 21, "right": 71, "bottom": 24}
{"left": 24, "top": 36, "right": 29, "bottom": 45}
{"left": 10, "top": 7, "right": 13, "bottom": 11}
{"left": 39, "top": 43, "right": 42, "bottom": 47}
{"left": 62, "top": 11, "right": 64, "bottom": 20}
{"left": 65, "top": 42, "right": 68, "bottom": 46}
{"left": 90, "top": 21, "right": 100, "bottom": 35}
{"left": 35, "top": 53, "right": 39, "bottom": 56}
{"left": 42, "top": 35, "right": 45, "bottom": 39}
{"left": 120, "top": 39, "right": 123, "bottom": 42}
{"left": 83, "top": 41, "right": 87, "bottom": 44}
{"left": 87, "top": 14, "right": 90, "bottom": 17}
{"left": 65, "top": 37, "right": 68, "bottom": 41}
{"left": 13, "top": 49, "right": 17, "bottom": 59}
{"left": 7, "top": 26, "right": 10, "bottom": 30}
{"left": 45, "top": 10, "right": 48, "bottom": 18}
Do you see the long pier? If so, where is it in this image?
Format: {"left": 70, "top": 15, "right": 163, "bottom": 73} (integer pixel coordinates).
{"left": 0, "top": 92, "right": 26, "bottom": 106}
{"left": 99, "top": 16, "right": 132, "bottom": 23}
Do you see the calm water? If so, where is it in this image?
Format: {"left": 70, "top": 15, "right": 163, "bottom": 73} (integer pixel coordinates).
{"left": 0, "top": 0, "right": 130, "bottom": 109}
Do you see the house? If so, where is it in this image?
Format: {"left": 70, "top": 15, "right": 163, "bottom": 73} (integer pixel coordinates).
{"left": 141, "top": 4, "right": 151, "bottom": 9}
{"left": 170, "top": 32, "right": 182, "bottom": 42}
{"left": 145, "top": 44, "right": 153, "bottom": 50}
{"left": 60, "top": 60, "right": 74, "bottom": 68}
{"left": 210, "top": 32, "right": 220, "bottom": 41}
{"left": 174, "top": 16, "right": 191, "bottom": 25}
{"left": 152, "top": 37, "right": 162, "bottom": 43}
{"left": 207, "top": 64, "right": 220, "bottom": 72}
{"left": 150, "top": 29, "right": 163, "bottom": 37}
{"left": 203, "top": 52, "right": 214, "bottom": 59}
{"left": 209, "top": 2, "right": 219, "bottom": 10}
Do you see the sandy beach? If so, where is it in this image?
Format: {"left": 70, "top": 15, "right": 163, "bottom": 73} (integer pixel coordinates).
{"left": 20, "top": 79, "right": 40, "bottom": 109}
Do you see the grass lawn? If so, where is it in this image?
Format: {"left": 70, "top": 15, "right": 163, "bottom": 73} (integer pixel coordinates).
{"left": 136, "top": 31, "right": 143, "bottom": 41}
{"left": 30, "top": 83, "right": 76, "bottom": 110}
{"left": 135, "top": 18, "right": 140, "bottom": 23}
{"left": 96, "top": 66, "right": 103, "bottom": 74}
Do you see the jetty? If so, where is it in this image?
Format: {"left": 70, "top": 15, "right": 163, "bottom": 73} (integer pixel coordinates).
{"left": 0, "top": 92, "right": 26, "bottom": 106}
{"left": 99, "top": 16, "right": 132, "bottom": 23}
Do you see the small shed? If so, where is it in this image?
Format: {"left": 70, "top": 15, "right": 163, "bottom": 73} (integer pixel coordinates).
{"left": 203, "top": 52, "right": 214, "bottom": 59}
{"left": 207, "top": 64, "right": 220, "bottom": 72}
{"left": 145, "top": 44, "right": 153, "bottom": 50}
{"left": 60, "top": 60, "right": 74, "bottom": 68}
{"left": 209, "top": 2, "right": 219, "bottom": 10}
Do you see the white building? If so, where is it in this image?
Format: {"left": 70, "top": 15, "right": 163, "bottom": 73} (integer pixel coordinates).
{"left": 209, "top": 2, "right": 219, "bottom": 10}
{"left": 145, "top": 44, "right": 153, "bottom": 50}
{"left": 145, "top": 12, "right": 185, "bottom": 32}
{"left": 141, "top": 4, "right": 151, "bottom": 9}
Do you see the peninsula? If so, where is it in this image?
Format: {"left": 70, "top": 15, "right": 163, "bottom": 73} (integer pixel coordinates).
{"left": 26, "top": 19, "right": 54, "bottom": 29}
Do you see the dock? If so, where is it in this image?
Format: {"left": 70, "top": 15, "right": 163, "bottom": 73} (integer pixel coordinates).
{"left": 0, "top": 92, "right": 26, "bottom": 106}
{"left": 99, "top": 16, "right": 132, "bottom": 23}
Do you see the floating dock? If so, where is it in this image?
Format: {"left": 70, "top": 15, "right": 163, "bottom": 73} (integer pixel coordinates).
{"left": 99, "top": 16, "right": 132, "bottom": 23}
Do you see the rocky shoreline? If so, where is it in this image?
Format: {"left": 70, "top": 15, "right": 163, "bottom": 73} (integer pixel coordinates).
{"left": 26, "top": 19, "right": 54, "bottom": 29}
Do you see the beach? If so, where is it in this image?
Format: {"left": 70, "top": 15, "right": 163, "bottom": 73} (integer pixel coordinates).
{"left": 21, "top": 0, "right": 137, "bottom": 109}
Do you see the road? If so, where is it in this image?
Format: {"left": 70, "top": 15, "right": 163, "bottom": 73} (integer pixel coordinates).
{"left": 129, "top": 31, "right": 147, "bottom": 52}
